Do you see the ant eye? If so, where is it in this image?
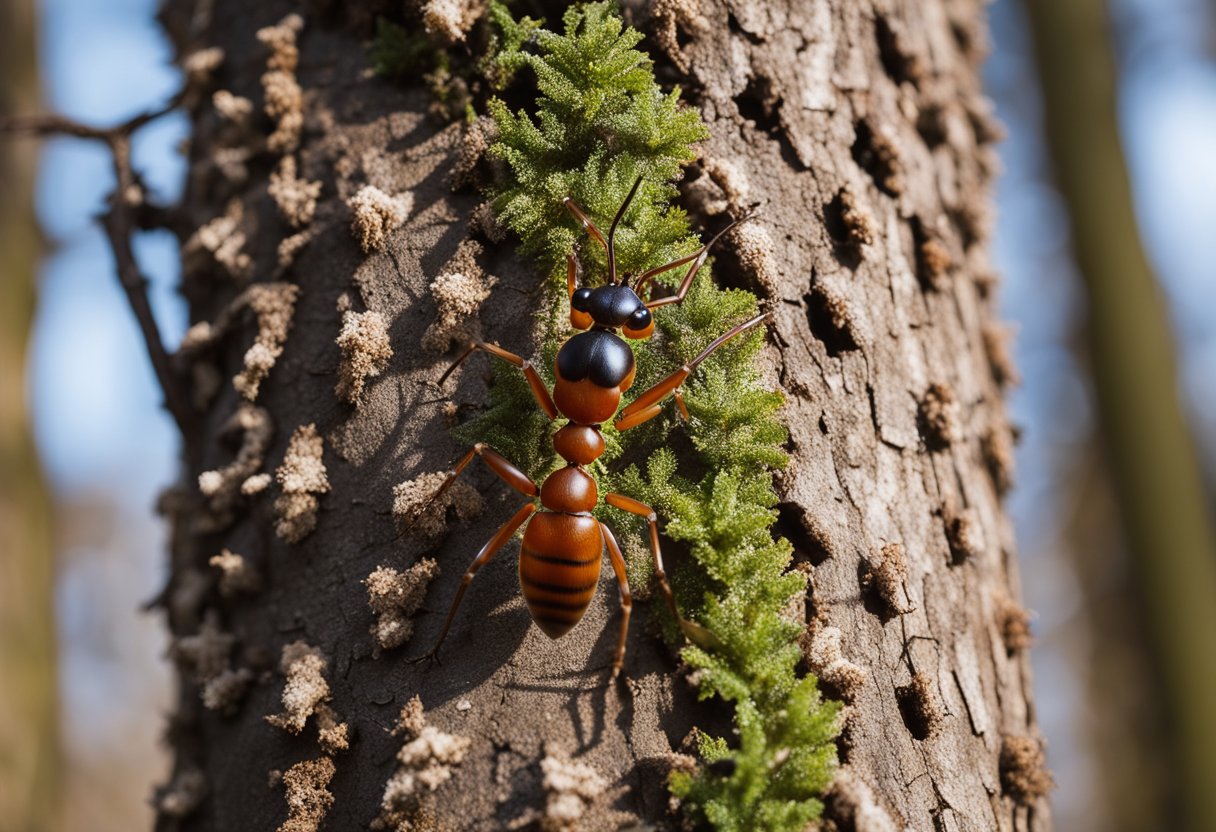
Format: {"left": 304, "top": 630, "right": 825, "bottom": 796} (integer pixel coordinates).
{"left": 572, "top": 287, "right": 593, "bottom": 312}
{"left": 622, "top": 306, "right": 654, "bottom": 339}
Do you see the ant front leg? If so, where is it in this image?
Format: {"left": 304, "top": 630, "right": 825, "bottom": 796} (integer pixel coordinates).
{"left": 411, "top": 503, "right": 537, "bottom": 664}
{"left": 440, "top": 341, "right": 558, "bottom": 420}
{"left": 634, "top": 211, "right": 756, "bottom": 307}
{"left": 614, "top": 313, "right": 769, "bottom": 432}
{"left": 604, "top": 493, "right": 719, "bottom": 651}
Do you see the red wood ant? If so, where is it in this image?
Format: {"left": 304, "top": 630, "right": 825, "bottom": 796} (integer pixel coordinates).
{"left": 413, "top": 179, "right": 765, "bottom": 678}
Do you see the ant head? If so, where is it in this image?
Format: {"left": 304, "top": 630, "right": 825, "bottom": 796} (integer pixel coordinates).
{"left": 570, "top": 284, "right": 654, "bottom": 339}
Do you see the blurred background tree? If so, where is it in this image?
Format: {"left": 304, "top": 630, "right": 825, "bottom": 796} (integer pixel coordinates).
{"left": 1023, "top": 0, "right": 1216, "bottom": 827}
{"left": 0, "top": 0, "right": 58, "bottom": 829}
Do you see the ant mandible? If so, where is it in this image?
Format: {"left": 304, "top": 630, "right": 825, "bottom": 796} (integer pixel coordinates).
{"left": 413, "top": 178, "right": 765, "bottom": 679}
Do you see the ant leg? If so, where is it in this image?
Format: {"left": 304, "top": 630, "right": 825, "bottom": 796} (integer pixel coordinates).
{"left": 408, "top": 443, "right": 537, "bottom": 531}
{"left": 411, "top": 503, "right": 536, "bottom": 664}
{"left": 673, "top": 389, "right": 690, "bottom": 422}
{"left": 440, "top": 340, "right": 557, "bottom": 420}
{"left": 615, "top": 313, "right": 769, "bottom": 432}
{"left": 562, "top": 197, "right": 609, "bottom": 255}
{"left": 603, "top": 493, "right": 718, "bottom": 650}
{"left": 635, "top": 211, "right": 756, "bottom": 307}
{"left": 599, "top": 522, "right": 633, "bottom": 680}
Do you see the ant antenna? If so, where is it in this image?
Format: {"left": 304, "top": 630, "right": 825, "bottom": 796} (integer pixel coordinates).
{"left": 607, "top": 176, "right": 643, "bottom": 285}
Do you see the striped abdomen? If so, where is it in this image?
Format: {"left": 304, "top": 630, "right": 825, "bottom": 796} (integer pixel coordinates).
{"left": 519, "top": 512, "right": 602, "bottom": 638}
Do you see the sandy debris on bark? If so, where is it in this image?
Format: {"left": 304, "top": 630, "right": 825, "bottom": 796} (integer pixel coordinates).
{"left": 335, "top": 309, "right": 394, "bottom": 403}
{"left": 265, "top": 641, "right": 347, "bottom": 749}
{"left": 257, "top": 13, "right": 305, "bottom": 154}
{"left": 373, "top": 696, "right": 471, "bottom": 829}
{"left": 196, "top": 404, "right": 273, "bottom": 531}
{"left": 213, "top": 89, "right": 253, "bottom": 124}
{"left": 450, "top": 116, "right": 497, "bottom": 190}
{"left": 920, "top": 382, "right": 961, "bottom": 446}
{"left": 392, "top": 470, "right": 483, "bottom": 539}
{"left": 999, "top": 736, "right": 1054, "bottom": 804}
{"left": 537, "top": 754, "right": 608, "bottom": 832}
{"left": 348, "top": 185, "right": 412, "bottom": 252}
{"left": 871, "top": 542, "right": 911, "bottom": 615}
{"left": 982, "top": 424, "right": 1016, "bottom": 495}
{"left": 995, "top": 595, "right": 1034, "bottom": 654}
{"left": 804, "top": 625, "right": 869, "bottom": 700}
{"left": 838, "top": 186, "right": 876, "bottom": 247}
{"left": 242, "top": 472, "right": 272, "bottom": 495}
{"left": 276, "top": 757, "right": 336, "bottom": 832}
{"left": 209, "top": 548, "right": 261, "bottom": 596}
{"left": 269, "top": 156, "right": 322, "bottom": 228}
{"left": 421, "top": 0, "right": 480, "bottom": 43}
{"left": 184, "top": 198, "right": 253, "bottom": 281}
{"left": 179, "top": 282, "right": 299, "bottom": 401}
{"left": 276, "top": 228, "right": 316, "bottom": 272}
{"left": 274, "top": 424, "right": 330, "bottom": 543}
{"left": 823, "top": 766, "right": 900, "bottom": 832}
{"left": 155, "top": 766, "right": 208, "bottom": 818}
{"left": 813, "top": 271, "right": 869, "bottom": 347}
{"left": 171, "top": 610, "right": 254, "bottom": 714}
{"left": 365, "top": 559, "right": 440, "bottom": 651}
{"left": 421, "top": 241, "right": 494, "bottom": 353}
{"left": 946, "top": 508, "right": 985, "bottom": 563}
{"left": 182, "top": 46, "right": 224, "bottom": 82}
{"left": 918, "top": 236, "right": 953, "bottom": 288}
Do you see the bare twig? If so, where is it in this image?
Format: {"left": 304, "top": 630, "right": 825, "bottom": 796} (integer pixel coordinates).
{"left": 2, "top": 98, "right": 197, "bottom": 441}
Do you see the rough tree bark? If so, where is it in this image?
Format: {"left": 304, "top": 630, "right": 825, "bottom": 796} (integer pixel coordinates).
{"left": 149, "top": 0, "right": 1048, "bottom": 829}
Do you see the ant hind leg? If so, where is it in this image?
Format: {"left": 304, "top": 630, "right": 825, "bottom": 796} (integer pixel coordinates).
{"left": 409, "top": 503, "right": 537, "bottom": 664}
{"left": 599, "top": 522, "right": 633, "bottom": 681}
{"left": 603, "top": 493, "right": 719, "bottom": 651}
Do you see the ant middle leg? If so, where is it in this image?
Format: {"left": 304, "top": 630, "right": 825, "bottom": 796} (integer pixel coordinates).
{"left": 440, "top": 340, "right": 557, "bottom": 420}
{"left": 604, "top": 493, "right": 719, "bottom": 651}
{"left": 411, "top": 503, "right": 537, "bottom": 664}
{"left": 406, "top": 443, "right": 538, "bottom": 532}
{"left": 614, "top": 312, "right": 769, "bottom": 432}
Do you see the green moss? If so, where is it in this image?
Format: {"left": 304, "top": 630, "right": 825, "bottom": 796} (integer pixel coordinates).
{"left": 463, "top": 4, "right": 840, "bottom": 828}
{"left": 369, "top": 18, "right": 441, "bottom": 80}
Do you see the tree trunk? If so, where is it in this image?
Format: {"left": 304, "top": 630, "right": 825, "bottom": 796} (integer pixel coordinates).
{"left": 154, "top": 1, "right": 1048, "bottom": 830}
